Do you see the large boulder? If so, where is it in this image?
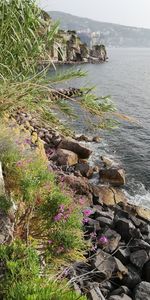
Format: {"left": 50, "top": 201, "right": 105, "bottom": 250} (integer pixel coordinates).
{"left": 52, "top": 148, "right": 78, "bottom": 166}
{"left": 130, "top": 250, "right": 148, "bottom": 270}
{"left": 99, "top": 168, "right": 126, "bottom": 186}
{"left": 58, "top": 138, "right": 92, "bottom": 159}
{"left": 91, "top": 185, "right": 127, "bottom": 206}
{"left": 75, "top": 162, "right": 94, "bottom": 178}
{"left": 134, "top": 281, "right": 150, "bottom": 300}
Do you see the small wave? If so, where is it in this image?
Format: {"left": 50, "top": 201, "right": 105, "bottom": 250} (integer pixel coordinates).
{"left": 124, "top": 180, "right": 150, "bottom": 209}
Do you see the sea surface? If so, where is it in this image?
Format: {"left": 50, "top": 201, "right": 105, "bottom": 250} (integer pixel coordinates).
{"left": 54, "top": 48, "right": 150, "bottom": 208}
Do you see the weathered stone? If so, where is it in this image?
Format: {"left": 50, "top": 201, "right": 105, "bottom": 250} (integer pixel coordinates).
{"left": 109, "top": 286, "right": 131, "bottom": 297}
{"left": 58, "top": 138, "right": 92, "bottom": 159}
{"left": 90, "top": 185, "right": 127, "bottom": 206}
{"left": 130, "top": 250, "right": 148, "bottom": 270}
{"left": 115, "top": 218, "right": 135, "bottom": 241}
{"left": 75, "top": 163, "right": 94, "bottom": 178}
{"left": 93, "top": 249, "right": 116, "bottom": 280}
{"left": 115, "top": 248, "right": 130, "bottom": 265}
{"left": 101, "top": 229, "right": 121, "bottom": 253}
{"left": 136, "top": 206, "right": 150, "bottom": 222}
{"left": 134, "top": 281, "right": 150, "bottom": 300}
{"left": 129, "top": 239, "right": 150, "bottom": 252}
{"left": 101, "top": 156, "right": 120, "bottom": 168}
{"left": 142, "top": 260, "right": 150, "bottom": 282}
{"left": 75, "top": 134, "right": 91, "bottom": 142}
{"left": 92, "top": 136, "right": 101, "bottom": 143}
{"left": 99, "top": 168, "right": 125, "bottom": 186}
{"left": 114, "top": 257, "right": 128, "bottom": 279}
{"left": 53, "top": 149, "right": 78, "bottom": 166}
{"left": 88, "top": 286, "right": 105, "bottom": 300}
{"left": 94, "top": 206, "right": 114, "bottom": 220}
{"left": 63, "top": 174, "right": 91, "bottom": 197}
{"left": 96, "top": 216, "right": 113, "bottom": 228}
{"left": 108, "top": 295, "right": 132, "bottom": 300}
{"left": 122, "top": 264, "right": 141, "bottom": 289}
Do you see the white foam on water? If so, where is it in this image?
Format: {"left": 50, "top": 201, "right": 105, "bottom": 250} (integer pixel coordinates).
{"left": 123, "top": 180, "right": 150, "bottom": 209}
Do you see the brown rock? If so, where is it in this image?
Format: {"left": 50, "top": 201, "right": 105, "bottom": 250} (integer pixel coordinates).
{"left": 91, "top": 185, "right": 127, "bottom": 206}
{"left": 53, "top": 149, "right": 78, "bottom": 166}
{"left": 136, "top": 206, "right": 150, "bottom": 222}
{"left": 102, "top": 229, "right": 121, "bottom": 253}
{"left": 58, "top": 138, "right": 92, "bottom": 159}
{"left": 94, "top": 249, "right": 116, "bottom": 280}
{"left": 75, "top": 163, "right": 94, "bottom": 178}
{"left": 99, "top": 168, "right": 126, "bottom": 186}
{"left": 64, "top": 174, "right": 91, "bottom": 197}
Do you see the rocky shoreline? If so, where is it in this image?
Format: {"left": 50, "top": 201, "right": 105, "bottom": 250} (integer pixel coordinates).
{"left": 1, "top": 90, "right": 150, "bottom": 300}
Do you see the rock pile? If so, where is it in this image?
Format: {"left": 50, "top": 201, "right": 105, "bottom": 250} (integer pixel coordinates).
{"left": 8, "top": 109, "right": 150, "bottom": 300}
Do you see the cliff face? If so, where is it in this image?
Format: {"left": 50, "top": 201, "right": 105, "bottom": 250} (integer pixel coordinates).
{"left": 50, "top": 29, "right": 107, "bottom": 63}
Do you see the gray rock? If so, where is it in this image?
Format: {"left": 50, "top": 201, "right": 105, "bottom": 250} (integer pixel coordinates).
{"left": 142, "top": 260, "right": 150, "bottom": 282}
{"left": 122, "top": 264, "right": 141, "bottom": 289}
{"left": 134, "top": 281, "right": 150, "bottom": 300}
{"left": 115, "top": 218, "right": 135, "bottom": 241}
{"left": 93, "top": 249, "right": 116, "bottom": 280}
{"left": 130, "top": 250, "right": 148, "bottom": 270}
{"left": 115, "top": 248, "right": 130, "bottom": 265}
{"left": 109, "top": 286, "right": 131, "bottom": 297}
{"left": 99, "top": 167, "right": 125, "bottom": 186}
{"left": 108, "top": 295, "right": 132, "bottom": 300}
{"left": 102, "top": 229, "right": 121, "bottom": 253}
{"left": 96, "top": 216, "right": 113, "bottom": 228}
{"left": 88, "top": 286, "right": 106, "bottom": 300}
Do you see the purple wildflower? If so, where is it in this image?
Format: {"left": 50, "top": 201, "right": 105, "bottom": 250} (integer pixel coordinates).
{"left": 59, "top": 204, "right": 65, "bottom": 213}
{"left": 48, "top": 240, "right": 53, "bottom": 244}
{"left": 54, "top": 213, "right": 63, "bottom": 222}
{"left": 83, "top": 209, "right": 93, "bottom": 217}
{"left": 82, "top": 217, "right": 89, "bottom": 224}
{"left": 90, "top": 232, "right": 97, "bottom": 238}
{"left": 98, "top": 236, "right": 109, "bottom": 245}
{"left": 24, "top": 138, "right": 31, "bottom": 145}
{"left": 79, "top": 197, "right": 85, "bottom": 205}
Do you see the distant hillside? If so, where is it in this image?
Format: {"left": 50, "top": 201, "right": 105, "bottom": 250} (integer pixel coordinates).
{"left": 48, "top": 11, "right": 150, "bottom": 47}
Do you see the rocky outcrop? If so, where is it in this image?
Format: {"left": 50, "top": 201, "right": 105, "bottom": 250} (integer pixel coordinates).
{"left": 50, "top": 29, "right": 107, "bottom": 64}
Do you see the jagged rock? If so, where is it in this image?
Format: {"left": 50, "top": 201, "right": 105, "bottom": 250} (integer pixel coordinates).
{"left": 99, "top": 168, "right": 126, "bottom": 186}
{"left": 114, "top": 257, "right": 128, "bottom": 278}
{"left": 142, "top": 260, "right": 150, "bottom": 282}
{"left": 63, "top": 174, "right": 91, "bottom": 198}
{"left": 108, "top": 295, "right": 132, "bottom": 300}
{"left": 122, "top": 264, "right": 141, "bottom": 289}
{"left": 88, "top": 286, "right": 106, "bottom": 300}
{"left": 52, "top": 149, "right": 78, "bottom": 166}
{"left": 94, "top": 206, "right": 114, "bottom": 220}
{"left": 92, "top": 136, "right": 101, "bottom": 143}
{"left": 115, "top": 248, "right": 130, "bottom": 265}
{"left": 101, "top": 156, "right": 120, "bottom": 168}
{"left": 90, "top": 185, "right": 127, "bottom": 206}
{"left": 109, "top": 286, "right": 131, "bottom": 297}
{"left": 75, "top": 134, "right": 91, "bottom": 142}
{"left": 130, "top": 250, "right": 148, "bottom": 270}
{"left": 128, "top": 239, "right": 150, "bottom": 252}
{"left": 58, "top": 138, "right": 92, "bottom": 159}
{"left": 115, "top": 218, "right": 135, "bottom": 241}
{"left": 75, "top": 163, "right": 94, "bottom": 178}
{"left": 136, "top": 206, "right": 150, "bottom": 222}
{"left": 93, "top": 249, "right": 116, "bottom": 280}
{"left": 96, "top": 216, "right": 113, "bottom": 228}
{"left": 134, "top": 281, "right": 150, "bottom": 300}
{"left": 101, "top": 229, "right": 121, "bottom": 253}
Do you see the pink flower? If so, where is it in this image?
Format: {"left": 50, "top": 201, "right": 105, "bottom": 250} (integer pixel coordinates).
{"left": 54, "top": 213, "right": 63, "bottom": 222}
{"left": 98, "top": 236, "right": 109, "bottom": 245}
{"left": 79, "top": 197, "right": 85, "bottom": 205}
{"left": 83, "top": 209, "right": 93, "bottom": 217}
{"left": 90, "top": 232, "right": 97, "bottom": 238}
{"left": 59, "top": 204, "right": 65, "bottom": 213}
{"left": 48, "top": 240, "right": 53, "bottom": 244}
{"left": 16, "top": 160, "right": 23, "bottom": 167}
{"left": 82, "top": 217, "right": 89, "bottom": 224}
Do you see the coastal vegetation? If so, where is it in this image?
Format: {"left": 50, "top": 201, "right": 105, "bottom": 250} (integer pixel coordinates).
{"left": 1, "top": 1, "right": 150, "bottom": 300}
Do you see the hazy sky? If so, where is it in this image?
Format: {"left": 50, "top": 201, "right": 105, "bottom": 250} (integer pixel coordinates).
{"left": 38, "top": 0, "right": 150, "bottom": 29}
